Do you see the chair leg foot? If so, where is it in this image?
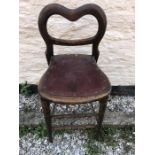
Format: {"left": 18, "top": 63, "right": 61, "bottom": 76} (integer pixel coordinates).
{"left": 41, "top": 98, "right": 53, "bottom": 142}
{"left": 96, "top": 96, "right": 108, "bottom": 140}
{"left": 48, "top": 137, "right": 53, "bottom": 143}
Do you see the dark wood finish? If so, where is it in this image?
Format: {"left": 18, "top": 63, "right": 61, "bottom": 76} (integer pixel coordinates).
{"left": 96, "top": 96, "right": 108, "bottom": 139}
{"left": 20, "top": 84, "right": 135, "bottom": 96}
{"left": 53, "top": 124, "right": 96, "bottom": 130}
{"left": 38, "top": 55, "right": 111, "bottom": 104}
{"left": 41, "top": 98, "right": 53, "bottom": 142}
{"left": 38, "top": 3, "right": 111, "bottom": 142}
{"left": 52, "top": 113, "right": 97, "bottom": 119}
{"left": 38, "top": 3, "right": 107, "bottom": 64}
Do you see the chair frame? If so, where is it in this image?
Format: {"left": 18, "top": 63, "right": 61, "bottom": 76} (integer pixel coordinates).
{"left": 38, "top": 3, "right": 110, "bottom": 142}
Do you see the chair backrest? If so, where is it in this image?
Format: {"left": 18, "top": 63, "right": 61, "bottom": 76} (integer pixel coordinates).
{"left": 38, "top": 3, "right": 107, "bottom": 64}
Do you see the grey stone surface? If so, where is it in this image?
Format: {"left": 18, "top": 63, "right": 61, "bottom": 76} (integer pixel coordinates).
{"left": 19, "top": 94, "right": 135, "bottom": 126}
{"left": 19, "top": 94, "right": 135, "bottom": 154}
{"left": 19, "top": 130, "right": 135, "bottom": 155}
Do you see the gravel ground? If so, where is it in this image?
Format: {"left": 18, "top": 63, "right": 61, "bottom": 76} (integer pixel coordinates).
{"left": 19, "top": 128, "right": 135, "bottom": 155}
{"left": 107, "top": 96, "right": 134, "bottom": 114}
{"left": 20, "top": 132, "right": 87, "bottom": 155}
{"left": 19, "top": 94, "right": 135, "bottom": 114}
{"left": 19, "top": 94, "right": 135, "bottom": 155}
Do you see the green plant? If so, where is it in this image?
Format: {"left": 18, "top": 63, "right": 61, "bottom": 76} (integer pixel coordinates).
{"left": 84, "top": 125, "right": 135, "bottom": 155}
{"left": 85, "top": 142, "right": 101, "bottom": 155}
{"left": 53, "top": 129, "right": 73, "bottom": 136}
{"left": 19, "top": 81, "right": 32, "bottom": 96}
{"left": 19, "top": 124, "right": 47, "bottom": 138}
{"left": 19, "top": 125, "right": 135, "bottom": 154}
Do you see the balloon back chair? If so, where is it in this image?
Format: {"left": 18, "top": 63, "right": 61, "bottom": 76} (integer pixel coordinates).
{"left": 38, "top": 3, "right": 111, "bottom": 142}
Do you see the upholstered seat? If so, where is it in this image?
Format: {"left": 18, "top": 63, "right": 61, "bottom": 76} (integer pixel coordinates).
{"left": 39, "top": 54, "right": 111, "bottom": 104}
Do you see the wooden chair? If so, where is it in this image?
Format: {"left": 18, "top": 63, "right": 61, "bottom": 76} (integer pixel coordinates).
{"left": 38, "top": 3, "right": 111, "bottom": 142}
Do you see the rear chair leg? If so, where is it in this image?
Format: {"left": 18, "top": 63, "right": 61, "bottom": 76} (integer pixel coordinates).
{"left": 96, "top": 96, "right": 108, "bottom": 140}
{"left": 41, "top": 98, "right": 53, "bottom": 142}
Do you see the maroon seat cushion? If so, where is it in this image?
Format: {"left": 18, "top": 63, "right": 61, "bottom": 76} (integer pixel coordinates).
{"left": 38, "top": 54, "right": 111, "bottom": 103}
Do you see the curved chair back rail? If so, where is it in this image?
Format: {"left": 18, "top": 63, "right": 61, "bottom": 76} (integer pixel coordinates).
{"left": 38, "top": 3, "right": 107, "bottom": 64}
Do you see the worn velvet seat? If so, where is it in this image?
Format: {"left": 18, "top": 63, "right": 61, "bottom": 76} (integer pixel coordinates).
{"left": 38, "top": 3, "right": 111, "bottom": 142}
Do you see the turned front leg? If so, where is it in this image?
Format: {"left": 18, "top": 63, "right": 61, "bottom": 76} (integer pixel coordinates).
{"left": 96, "top": 96, "right": 108, "bottom": 139}
{"left": 41, "top": 98, "right": 52, "bottom": 142}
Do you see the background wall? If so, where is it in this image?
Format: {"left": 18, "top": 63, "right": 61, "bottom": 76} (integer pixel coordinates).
{"left": 19, "top": 0, "right": 134, "bottom": 85}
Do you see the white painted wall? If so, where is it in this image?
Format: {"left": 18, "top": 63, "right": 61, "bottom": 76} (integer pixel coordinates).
{"left": 19, "top": 0, "right": 135, "bottom": 85}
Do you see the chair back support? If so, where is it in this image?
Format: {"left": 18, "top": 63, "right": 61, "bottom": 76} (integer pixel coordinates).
{"left": 38, "top": 3, "right": 107, "bottom": 64}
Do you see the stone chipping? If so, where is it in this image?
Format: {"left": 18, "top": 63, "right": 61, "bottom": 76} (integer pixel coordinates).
{"left": 19, "top": 94, "right": 135, "bottom": 154}
{"left": 19, "top": 130, "right": 135, "bottom": 155}
{"left": 19, "top": 94, "right": 135, "bottom": 114}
